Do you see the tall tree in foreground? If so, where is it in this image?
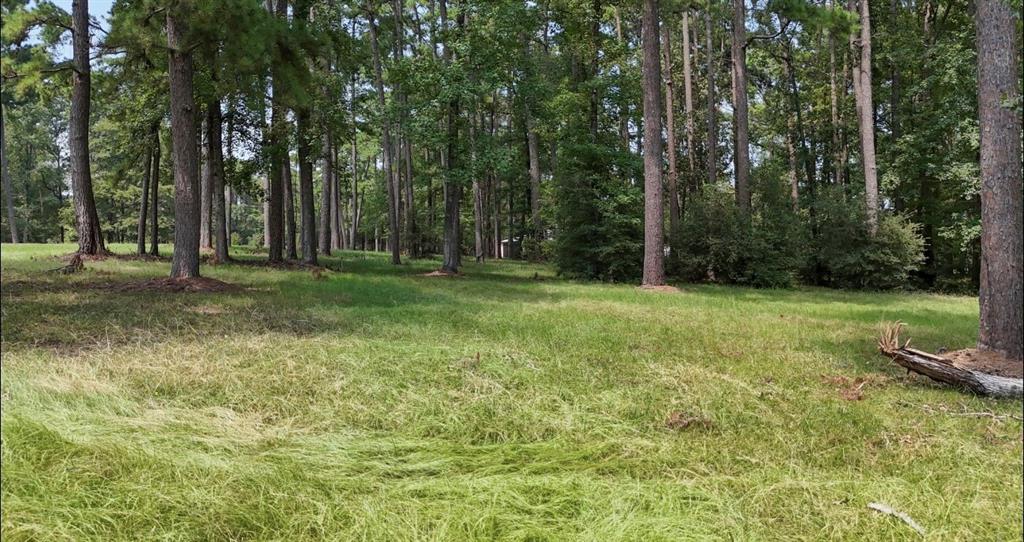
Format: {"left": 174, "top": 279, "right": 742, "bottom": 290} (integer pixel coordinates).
{"left": 641, "top": 0, "right": 665, "bottom": 286}
{"left": 367, "top": 1, "right": 400, "bottom": 265}
{"left": 440, "top": 0, "right": 461, "bottom": 274}
{"left": 730, "top": 0, "right": 750, "bottom": 213}
{"left": 975, "top": 0, "right": 1022, "bottom": 361}
{"left": 167, "top": 7, "right": 200, "bottom": 278}
{"left": 1, "top": 104, "right": 18, "bottom": 243}
{"left": 850, "top": 0, "right": 878, "bottom": 234}
{"left": 70, "top": 0, "right": 106, "bottom": 254}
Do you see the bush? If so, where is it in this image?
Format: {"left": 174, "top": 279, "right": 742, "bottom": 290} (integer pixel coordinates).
{"left": 552, "top": 141, "right": 643, "bottom": 282}
{"left": 673, "top": 180, "right": 806, "bottom": 288}
{"left": 810, "top": 188, "right": 924, "bottom": 290}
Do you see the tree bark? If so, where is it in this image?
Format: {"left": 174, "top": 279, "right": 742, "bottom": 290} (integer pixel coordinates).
{"left": 284, "top": 151, "right": 298, "bottom": 260}
{"left": 199, "top": 116, "right": 212, "bottom": 250}
{"left": 367, "top": 3, "right": 401, "bottom": 265}
{"left": 662, "top": 20, "right": 680, "bottom": 242}
{"left": 641, "top": 0, "right": 665, "bottom": 286}
{"left": 681, "top": 11, "right": 696, "bottom": 196}
{"left": 167, "top": 8, "right": 200, "bottom": 278}
{"left": 266, "top": 0, "right": 287, "bottom": 262}
{"left": 1, "top": 105, "right": 18, "bottom": 243}
{"left": 206, "top": 98, "right": 229, "bottom": 263}
{"left": 976, "top": 0, "right": 1023, "bottom": 362}
{"left": 320, "top": 132, "right": 333, "bottom": 255}
{"left": 70, "top": 0, "right": 105, "bottom": 255}
{"left": 440, "top": 0, "right": 461, "bottom": 273}
{"left": 730, "top": 0, "right": 750, "bottom": 213}
{"left": 137, "top": 132, "right": 153, "bottom": 254}
{"left": 150, "top": 128, "right": 160, "bottom": 255}
{"left": 705, "top": 11, "right": 718, "bottom": 187}
{"left": 850, "top": 0, "right": 879, "bottom": 234}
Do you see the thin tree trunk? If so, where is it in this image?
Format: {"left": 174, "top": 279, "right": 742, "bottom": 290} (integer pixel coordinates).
{"left": 266, "top": 0, "right": 287, "bottom": 261}
{"left": 850, "top": 0, "right": 878, "bottom": 234}
{"left": 207, "top": 98, "right": 229, "bottom": 263}
{"left": 320, "top": 132, "right": 333, "bottom": 255}
{"left": 150, "top": 128, "right": 160, "bottom": 255}
{"left": 1, "top": 105, "right": 18, "bottom": 243}
{"left": 662, "top": 20, "right": 680, "bottom": 242}
{"left": 137, "top": 134, "right": 153, "bottom": 254}
{"left": 70, "top": 0, "right": 105, "bottom": 255}
{"left": 331, "top": 138, "right": 342, "bottom": 250}
{"left": 284, "top": 152, "right": 298, "bottom": 260}
{"left": 367, "top": 3, "right": 401, "bottom": 265}
{"left": 976, "top": 0, "right": 1023, "bottom": 362}
{"left": 199, "top": 115, "right": 212, "bottom": 250}
{"left": 440, "top": 0, "right": 461, "bottom": 273}
{"left": 829, "top": 0, "right": 842, "bottom": 185}
{"left": 167, "top": 8, "right": 200, "bottom": 278}
{"left": 730, "top": 0, "right": 751, "bottom": 213}
{"left": 641, "top": 0, "right": 666, "bottom": 286}
{"left": 705, "top": 11, "right": 718, "bottom": 187}
{"left": 681, "top": 11, "right": 696, "bottom": 196}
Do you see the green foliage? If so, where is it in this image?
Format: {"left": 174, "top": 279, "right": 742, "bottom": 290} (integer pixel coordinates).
{"left": 810, "top": 188, "right": 925, "bottom": 290}
{"left": 552, "top": 141, "right": 643, "bottom": 282}
{"left": 674, "top": 180, "right": 806, "bottom": 288}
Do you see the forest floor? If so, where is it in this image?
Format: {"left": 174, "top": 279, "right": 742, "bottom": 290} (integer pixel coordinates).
{"left": 1, "top": 243, "right": 1021, "bottom": 540}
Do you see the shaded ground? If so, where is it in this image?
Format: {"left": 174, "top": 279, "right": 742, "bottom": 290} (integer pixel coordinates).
{"left": 947, "top": 348, "right": 1024, "bottom": 379}
{"left": 1, "top": 243, "right": 1021, "bottom": 541}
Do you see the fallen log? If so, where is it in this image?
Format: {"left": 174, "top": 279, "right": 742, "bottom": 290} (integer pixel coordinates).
{"left": 879, "top": 322, "right": 1023, "bottom": 399}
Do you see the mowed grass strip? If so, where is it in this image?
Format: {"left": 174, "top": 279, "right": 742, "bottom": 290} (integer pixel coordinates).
{"left": 1, "top": 243, "right": 1020, "bottom": 540}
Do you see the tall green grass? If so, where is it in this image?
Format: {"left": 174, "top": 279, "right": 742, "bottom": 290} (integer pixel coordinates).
{"left": 2, "top": 243, "right": 1020, "bottom": 540}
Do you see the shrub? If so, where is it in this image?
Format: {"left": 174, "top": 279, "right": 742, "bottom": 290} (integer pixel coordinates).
{"left": 810, "top": 188, "right": 924, "bottom": 290}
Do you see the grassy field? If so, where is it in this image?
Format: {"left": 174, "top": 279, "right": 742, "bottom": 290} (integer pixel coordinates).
{"left": 1, "top": 243, "right": 1021, "bottom": 541}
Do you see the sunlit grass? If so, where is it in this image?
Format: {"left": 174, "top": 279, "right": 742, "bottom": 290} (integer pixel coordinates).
{"left": 2, "top": 243, "right": 1020, "bottom": 540}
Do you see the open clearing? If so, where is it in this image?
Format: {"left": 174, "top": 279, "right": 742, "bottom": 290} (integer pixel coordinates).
{"left": 1, "top": 244, "right": 1021, "bottom": 540}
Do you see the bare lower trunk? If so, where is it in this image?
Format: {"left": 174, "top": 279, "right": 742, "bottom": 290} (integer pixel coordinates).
{"left": 150, "top": 129, "right": 160, "bottom": 255}
{"left": 641, "top": 0, "right": 665, "bottom": 286}
{"left": 266, "top": 0, "right": 287, "bottom": 261}
{"left": 662, "top": 21, "right": 680, "bottom": 242}
{"left": 70, "top": 0, "right": 105, "bottom": 255}
{"left": 440, "top": 0, "right": 461, "bottom": 273}
{"left": 207, "top": 99, "right": 229, "bottom": 263}
{"left": 296, "top": 110, "right": 317, "bottom": 265}
{"left": 850, "top": 0, "right": 878, "bottom": 234}
{"left": 167, "top": 9, "right": 200, "bottom": 278}
{"left": 284, "top": 152, "right": 297, "bottom": 260}
{"left": 199, "top": 117, "right": 212, "bottom": 250}
{"left": 1, "top": 105, "right": 18, "bottom": 243}
{"left": 976, "top": 0, "right": 1023, "bottom": 362}
{"left": 526, "top": 116, "right": 541, "bottom": 244}
{"left": 320, "top": 133, "right": 333, "bottom": 256}
{"left": 730, "top": 0, "right": 750, "bottom": 213}
{"left": 137, "top": 134, "right": 153, "bottom": 254}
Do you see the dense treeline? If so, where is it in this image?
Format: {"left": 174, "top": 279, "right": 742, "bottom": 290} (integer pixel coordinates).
{"left": 0, "top": 0, "right": 1020, "bottom": 346}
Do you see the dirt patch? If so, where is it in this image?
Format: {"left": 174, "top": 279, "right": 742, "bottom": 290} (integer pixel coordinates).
{"left": 188, "top": 305, "right": 227, "bottom": 315}
{"left": 637, "top": 284, "right": 682, "bottom": 293}
{"left": 945, "top": 349, "right": 1023, "bottom": 379}
{"left": 112, "top": 277, "right": 241, "bottom": 293}
{"left": 421, "top": 269, "right": 462, "bottom": 277}
{"left": 665, "top": 411, "right": 713, "bottom": 431}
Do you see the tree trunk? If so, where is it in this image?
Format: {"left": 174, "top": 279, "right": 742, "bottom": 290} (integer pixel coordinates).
{"left": 681, "top": 11, "right": 696, "bottom": 196}
{"left": 320, "top": 132, "right": 334, "bottom": 254}
{"left": 266, "top": 0, "right": 287, "bottom": 262}
{"left": 150, "top": 128, "right": 160, "bottom": 255}
{"left": 730, "top": 0, "right": 750, "bottom": 213}
{"left": 199, "top": 116, "right": 212, "bottom": 250}
{"left": 829, "top": 0, "right": 842, "bottom": 185}
{"left": 705, "top": 11, "right": 718, "bottom": 187}
{"left": 850, "top": 0, "right": 879, "bottom": 234}
{"left": 70, "top": 0, "right": 105, "bottom": 255}
{"left": 976, "top": 0, "right": 1023, "bottom": 362}
{"left": 440, "top": 0, "right": 461, "bottom": 273}
{"left": 167, "top": 8, "right": 200, "bottom": 278}
{"left": 207, "top": 99, "right": 229, "bottom": 263}
{"left": 367, "top": 4, "right": 401, "bottom": 265}
{"left": 296, "top": 109, "right": 317, "bottom": 265}
{"left": 662, "top": 20, "right": 680, "bottom": 242}
{"left": 137, "top": 133, "right": 153, "bottom": 254}
{"left": 284, "top": 152, "right": 298, "bottom": 260}
{"left": 1, "top": 105, "right": 18, "bottom": 243}
{"left": 641, "top": 0, "right": 666, "bottom": 286}
{"left": 526, "top": 115, "right": 541, "bottom": 245}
